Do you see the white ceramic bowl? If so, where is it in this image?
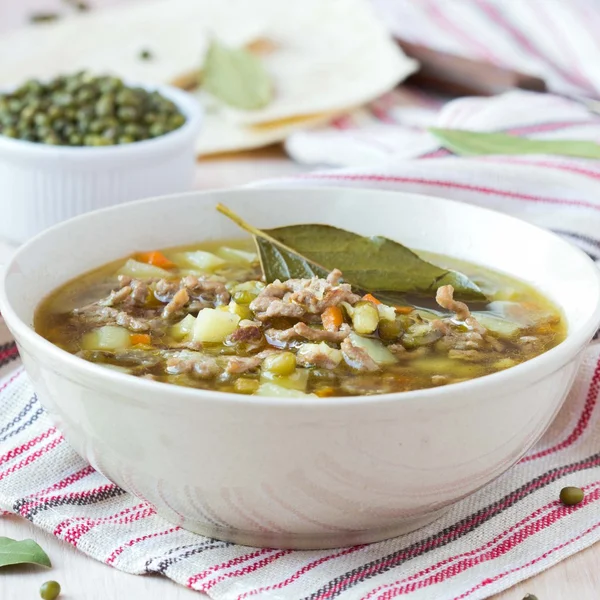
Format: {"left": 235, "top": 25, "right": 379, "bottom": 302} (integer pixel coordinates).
{"left": 0, "top": 84, "right": 202, "bottom": 244}
{"left": 1, "top": 187, "right": 600, "bottom": 550}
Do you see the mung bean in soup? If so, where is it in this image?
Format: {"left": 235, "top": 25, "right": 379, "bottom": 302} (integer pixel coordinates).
{"left": 35, "top": 240, "right": 565, "bottom": 397}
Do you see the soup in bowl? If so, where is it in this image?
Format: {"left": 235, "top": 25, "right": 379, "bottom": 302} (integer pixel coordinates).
{"left": 1, "top": 187, "right": 599, "bottom": 549}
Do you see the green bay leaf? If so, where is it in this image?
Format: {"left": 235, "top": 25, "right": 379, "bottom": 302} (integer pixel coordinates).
{"left": 202, "top": 40, "right": 273, "bottom": 110}
{"left": 217, "top": 205, "right": 485, "bottom": 301}
{"left": 429, "top": 127, "right": 600, "bottom": 159}
{"left": 0, "top": 537, "right": 51, "bottom": 568}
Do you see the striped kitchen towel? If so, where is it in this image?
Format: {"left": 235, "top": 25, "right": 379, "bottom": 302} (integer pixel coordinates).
{"left": 287, "top": 0, "right": 600, "bottom": 168}
{"left": 3, "top": 87, "right": 600, "bottom": 598}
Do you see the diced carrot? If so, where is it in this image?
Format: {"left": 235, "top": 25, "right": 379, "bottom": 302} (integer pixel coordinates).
{"left": 315, "top": 386, "right": 336, "bottom": 397}
{"left": 321, "top": 305, "right": 344, "bottom": 331}
{"left": 130, "top": 333, "right": 151, "bottom": 346}
{"left": 395, "top": 306, "right": 414, "bottom": 314}
{"left": 135, "top": 251, "right": 176, "bottom": 269}
{"left": 362, "top": 293, "right": 381, "bottom": 305}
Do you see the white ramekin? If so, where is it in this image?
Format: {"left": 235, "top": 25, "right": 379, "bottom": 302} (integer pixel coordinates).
{"left": 0, "top": 84, "right": 202, "bottom": 244}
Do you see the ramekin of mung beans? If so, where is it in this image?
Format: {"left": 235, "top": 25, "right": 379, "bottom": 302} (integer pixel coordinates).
{"left": 0, "top": 72, "right": 202, "bottom": 244}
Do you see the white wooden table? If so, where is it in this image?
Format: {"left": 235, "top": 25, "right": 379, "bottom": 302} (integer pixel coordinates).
{"left": 1, "top": 150, "right": 599, "bottom": 599}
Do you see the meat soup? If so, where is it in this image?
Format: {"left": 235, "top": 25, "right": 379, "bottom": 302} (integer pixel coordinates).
{"left": 35, "top": 238, "right": 565, "bottom": 397}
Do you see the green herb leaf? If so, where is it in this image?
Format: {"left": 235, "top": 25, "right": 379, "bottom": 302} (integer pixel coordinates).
{"left": 202, "top": 40, "right": 273, "bottom": 110}
{"left": 217, "top": 204, "right": 486, "bottom": 301}
{"left": 429, "top": 127, "right": 600, "bottom": 159}
{"left": 0, "top": 537, "right": 51, "bottom": 568}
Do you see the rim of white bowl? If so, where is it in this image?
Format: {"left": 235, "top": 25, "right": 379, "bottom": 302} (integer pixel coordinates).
{"left": 0, "top": 83, "right": 202, "bottom": 160}
{"left": 2, "top": 186, "right": 600, "bottom": 408}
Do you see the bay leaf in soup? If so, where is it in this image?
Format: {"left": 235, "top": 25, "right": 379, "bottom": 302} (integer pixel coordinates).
{"left": 429, "top": 127, "right": 600, "bottom": 159}
{"left": 264, "top": 224, "right": 485, "bottom": 300}
{"left": 216, "top": 204, "right": 486, "bottom": 300}
{"left": 202, "top": 40, "right": 273, "bottom": 110}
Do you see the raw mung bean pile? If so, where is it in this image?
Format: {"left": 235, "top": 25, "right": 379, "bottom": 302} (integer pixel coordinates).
{"left": 0, "top": 72, "right": 186, "bottom": 146}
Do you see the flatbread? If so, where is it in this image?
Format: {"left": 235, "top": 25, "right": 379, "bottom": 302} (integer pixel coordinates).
{"left": 0, "top": 0, "right": 417, "bottom": 154}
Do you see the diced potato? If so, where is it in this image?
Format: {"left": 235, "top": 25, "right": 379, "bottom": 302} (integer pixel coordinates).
{"left": 262, "top": 352, "right": 297, "bottom": 376}
{"left": 234, "top": 378, "right": 260, "bottom": 394}
{"left": 472, "top": 312, "right": 522, "bottom": 337}
{"left": 377, "top": 304, "right": 396, "bottom": 321}
{"left": 228, "top": 300, "right": 253, "bottom": 321}
{"left": 193, "top": 308, "right": 240, "bottom": 343}
{"left": 169, "top": 314, "right": 196, "bottom": 341}
{"left": 216, "top": 246, "right": 258, "bottom": 265}
{"left": 172, "top": 251, "right": 226, "bottom": 272}
{"left": 82, "top": 326, "right": 132, "bottom": 351}
{"left": 255, "top": 382, "right": 317, "bottom": 398}
{"left": 348, "top": 332, "right": 397, "bottom": 365}
{"left": 118, "top": 259, "right": 170, "bottom": 279}
{"left": 296, "top": 343, "right": 343, "bottom": 368}
{"left": 261, "top": 368, "right": 309, "bottom": 391}
{"left": 412, "top": 356, "right": 479, "bottom": 377}
{"left": 230, "top": 280, "right": 265, "bottom": 295}
{"left": 494, "top": 358, "right": 517, "bottom": 370}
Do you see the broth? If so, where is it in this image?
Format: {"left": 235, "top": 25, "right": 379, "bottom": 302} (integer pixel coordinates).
{"left": 35, "top": 239, "right": 566, "bottom": 397}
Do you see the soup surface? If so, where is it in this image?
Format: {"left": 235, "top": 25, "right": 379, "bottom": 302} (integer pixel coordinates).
{"left": 35, "top": 239, "right": 565, "bottom": 397}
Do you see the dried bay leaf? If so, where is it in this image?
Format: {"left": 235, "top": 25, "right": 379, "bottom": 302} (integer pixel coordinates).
{"left": 0, "top": 537, "right": 51, "bottom": 568}
{"left": 216, "top": 204, "right": 486, "bottom": 301}
{"left": 202, "top": 40, "right": 273, "bottom": 110}
{"left": 429, "top": 127, "right": 600, "bottom": 159}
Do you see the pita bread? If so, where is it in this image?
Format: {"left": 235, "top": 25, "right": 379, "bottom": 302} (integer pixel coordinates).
{"left": 0, "top": 0, "right": 417, "bottom": 154}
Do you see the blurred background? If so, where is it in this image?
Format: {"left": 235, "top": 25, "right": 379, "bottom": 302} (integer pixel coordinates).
{"left": 0, "top": 0, "right": 598, "bottom": 222}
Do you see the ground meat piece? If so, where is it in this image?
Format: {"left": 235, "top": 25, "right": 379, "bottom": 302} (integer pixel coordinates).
{"left": 154, "top": 276, "right": 230, "bottom": 307}
{"left": 431, "top": 319, "right": 452, "bottom": 335}
{"left": 250, "top": 271, "right": 360, "bottom": 322}
{"left": 431, "top": 375, "right": 449, "bottom": 386}
{"left": 266, "top": 323, "right": 351, "bottom": 345}
{"left": 225, "top": 349, "right": 278, "bottom": 374}
{"left": 227, "top": 320, "right": 263, "bottom": 344}
{"left": 435, "top": 285, "right": 471, "bottom": 321}
{"left": 326, "top": 269, "right": 343, "bottom": 286}
{"left": 435, "top": 285, "right": 487, "bottom": 336}
{"left": 451, "top": 331, "right": 484, "bottom": 351}
{"left": 296, "top": 343, "right": 343, "bottom": 369}
{"left": 98, "top": 285, "right": 132, "bottom": 307}
{"left": 225, "top": 356, "right": 262, "bottom": 374}
{"left": 166, "top": 351, "right": 221, "bottom": 378}
{"left": 340, "top": 374, "right": 396, "bottom": 395}
{"left": 255, "top": 298, "right": 306, "bottom": 320}
{"left": 97, "top": 278, "right": 150, "bottom": 309}
{"left": 387, "top": 343, "right": 407, "bottom": 356}
{"left": 162, "top": 288, "right": 190, "bottom": 319}
{"left": 484, "top": 335, "right": 505, "bottom": 352}
{"left": 130, "top": 279, "right": 149, "bottom": 305}
{"left": 465, "top": 316, "right": 486, "bottom": 335}
{"left": 113, "top": 309, "right": 154, "bottom": 332}
{"left": 519, "top": 335, "right": 541, "bottom": 352}
{"left": 73, "top": 304, "right": 156, "bottom": 332}
{"left": 182, "top": 275, "right": 230, "bottom": 305}
{"left": 448, "top": 349, "right": 489, "bottom": 362}
{"left": 154, "top": 279, "right": 181, "bottom": 303}
{"left": 341, "top": 336, "right": 379, "bottom": 372}
{"left": 171, "top": 339, "right": 204, "bottom": 351}
{"left": 77, "top": 348, "right": 163, "bottom": 368}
